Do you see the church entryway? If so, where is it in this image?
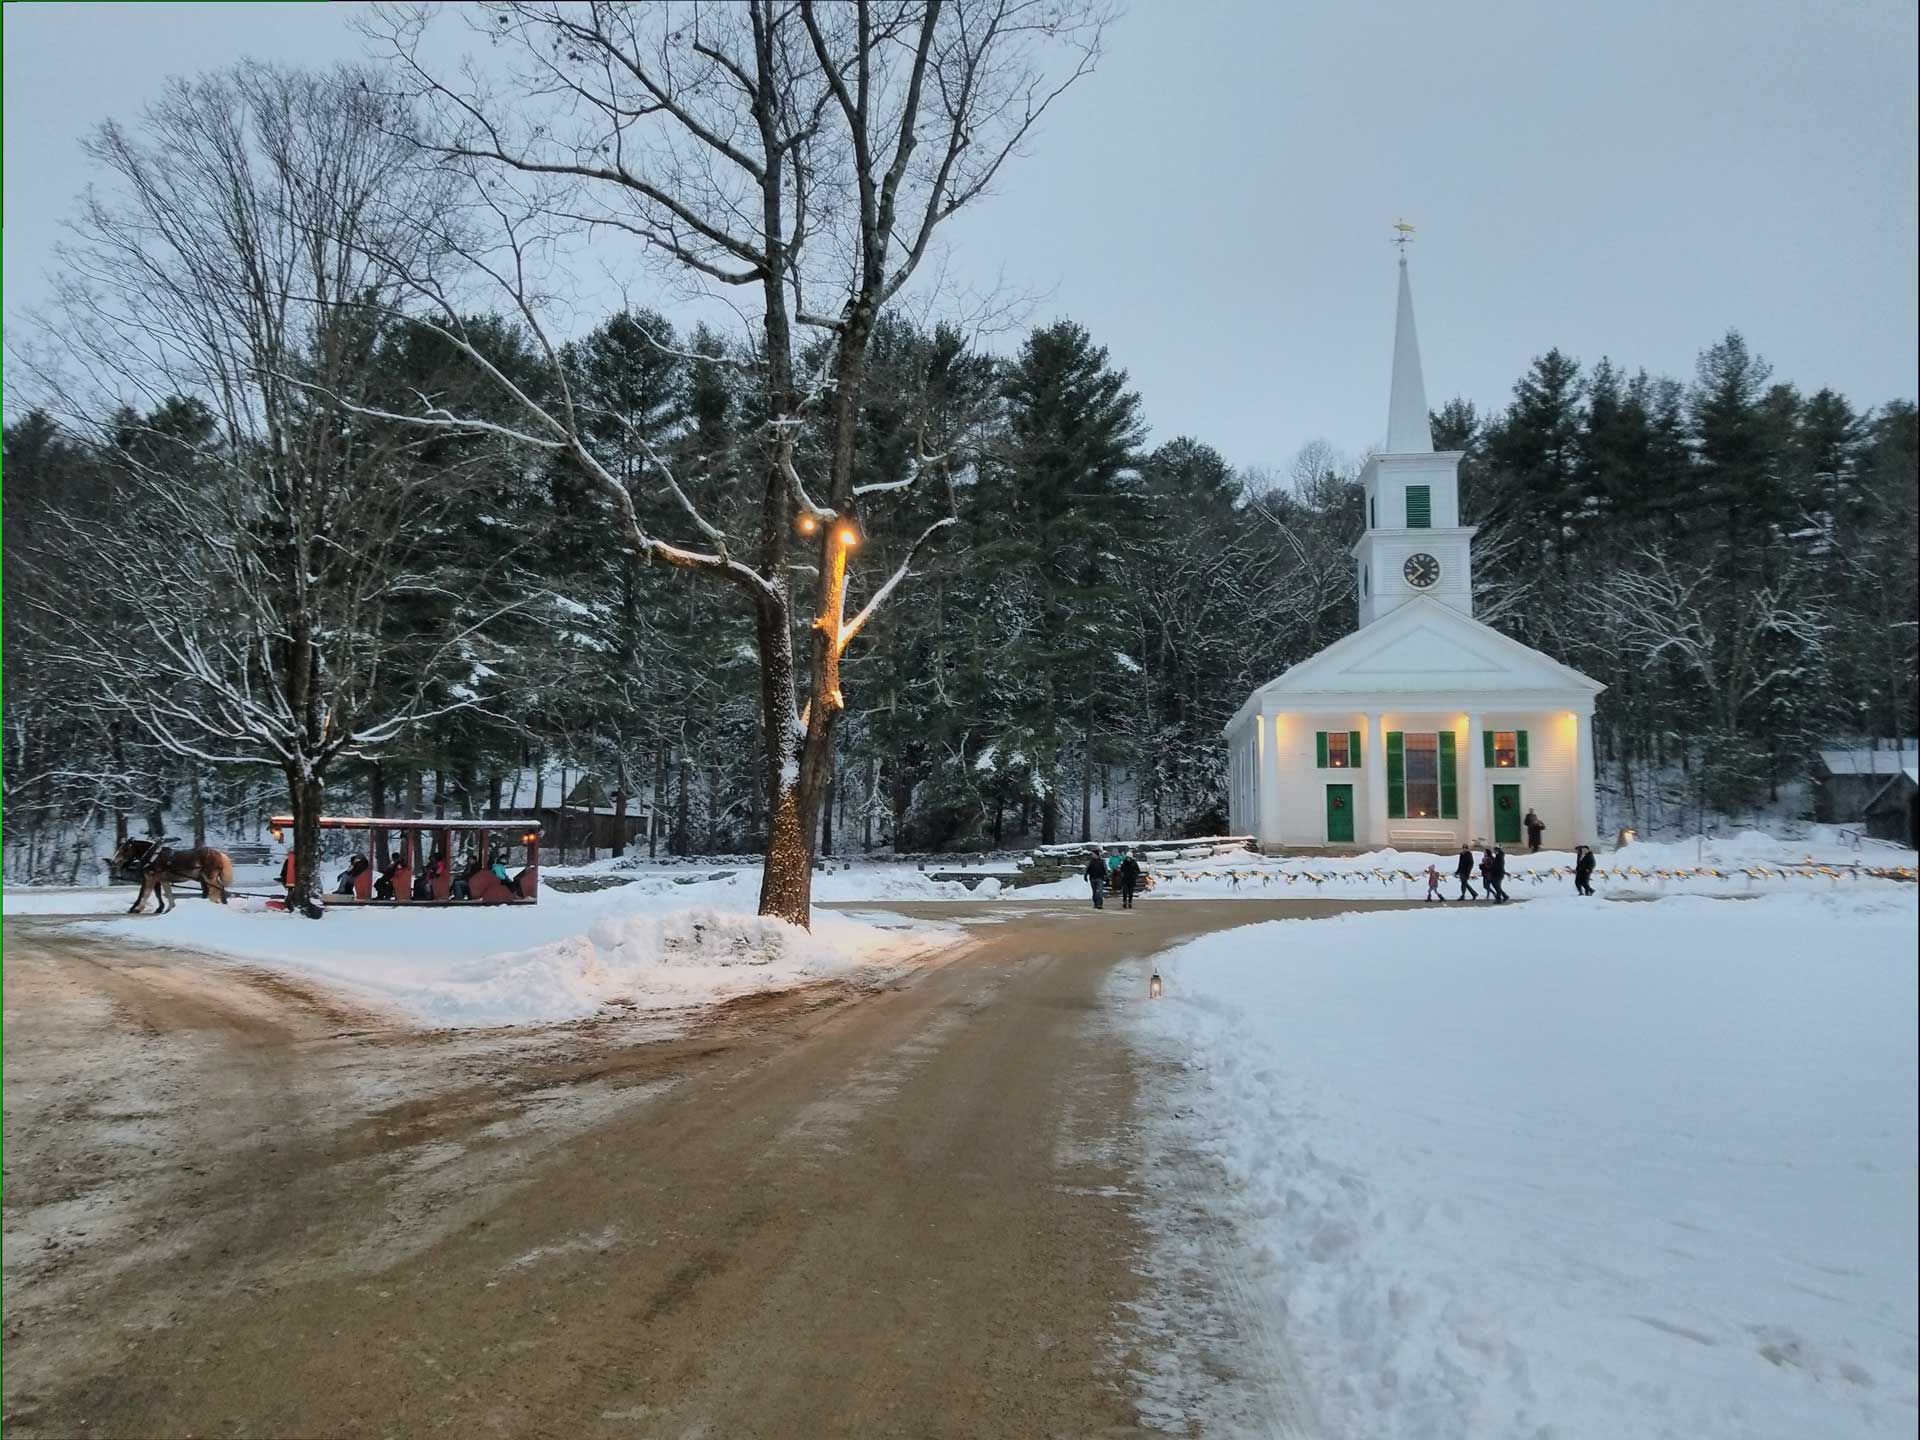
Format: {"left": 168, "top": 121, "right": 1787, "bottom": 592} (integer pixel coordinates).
{"left": 1494, "top": 783, "right": 1523, "bottom": 843}
{"left": 1326, "top": 783, "right": 1355, "bottom": 843}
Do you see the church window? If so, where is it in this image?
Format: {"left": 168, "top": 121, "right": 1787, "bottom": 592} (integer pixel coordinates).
{"left": 1402, "top": 732, "right": 1440, "bottom": 817}
{"left": 1317, "top": 731, "right": 1360, "bottom": 768}
{"left": 1369, "top": 497, "right": 1377, "bottom": 529}
{"left": 1362, "top": 566, "right": 1368, "bottom": 597}
{"left": 1406, "top": 485, "right": 1432, "bottom": 528}
{"left": 1487, "top": 730, "right": 1529, "bottom": 768}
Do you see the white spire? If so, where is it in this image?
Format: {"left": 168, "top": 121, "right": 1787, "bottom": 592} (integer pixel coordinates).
{"left": 1386, "top": 257, "right": 1433, "bottom": 454}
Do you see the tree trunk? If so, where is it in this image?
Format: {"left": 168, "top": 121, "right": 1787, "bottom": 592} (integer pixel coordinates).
{"left": 370, "top": 761, "right": 390, "bottom": 866}
{"left": 190, "top": 770, "right": 207, "bottom": 850}
{"left": 674, "top": 751, "right": 691, "bottom": 856}
{"left": 407, "top": 770, "right": 423, "bottom": 820}
{"left": 863, "top": 757, "right": 876, "bottom": 852}
{"left": 819, "top": 757, "right": 834, "bottom": 857}
{"left": 650, "top": 751, "right": 665, "bottom": 859}
{"left": 287, "top": 765, "right": 327, "bottom": 920}
{"left": 433, "top": 768, "right": 447, "bottom": 820}
{"left": 110, "top": 722, "right": 129, "bottom": 846}
{"left": 753, "top": 588, "right": 815, "bottom": 925}
{"left": 613, "top": 756, "right": 630, "bottom": 860}
{"left": 488, "top": 772, "right": 502, "bottom": 819}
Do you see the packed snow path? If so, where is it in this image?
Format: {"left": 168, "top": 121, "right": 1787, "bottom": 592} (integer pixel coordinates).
{"left": 2, "top": 899, "right": 1415, "bottom": 1438}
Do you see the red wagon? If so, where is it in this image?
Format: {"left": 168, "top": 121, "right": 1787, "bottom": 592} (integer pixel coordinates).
{"left": 268, "top": 815, "right": 543, "bottom": 906}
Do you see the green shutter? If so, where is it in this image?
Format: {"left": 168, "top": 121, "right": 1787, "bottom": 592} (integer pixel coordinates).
{"left": 1406, "top": 485, "right": 1431, "bottom": 528}
{"left": 1349, "top": 730, "right": 1362, "bottom": 770}
{"left": 1439, "top": 731, "right": 1458, "bottom": 818}
{"left": 1516, "top": 730, "right": 1530, "bottom": 767}
{"left": 1316, "top": 731, "right": 1328, "bottom": 768}
{"left": 1369, "top": 498, "right": 1376, "bottom": 529}
{"left": 1483, "top": 730, "right": 1495, "bottom": 768}
{"left": 1386, "top": 731, "right": 1405, "bottom": 818}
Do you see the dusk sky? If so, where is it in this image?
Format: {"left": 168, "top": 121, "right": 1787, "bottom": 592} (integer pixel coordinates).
{"left": 6, "top": 0, "right": 1916, "bottom": 470}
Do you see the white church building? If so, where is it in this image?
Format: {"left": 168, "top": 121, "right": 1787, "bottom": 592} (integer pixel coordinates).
{"left": 1226, "top": 258, "right": 1603, "bottom": 852}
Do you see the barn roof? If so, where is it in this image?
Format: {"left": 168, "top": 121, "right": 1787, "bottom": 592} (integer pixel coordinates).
{"left": 1816, "top": 744, "right": 1919, "bottom": 777}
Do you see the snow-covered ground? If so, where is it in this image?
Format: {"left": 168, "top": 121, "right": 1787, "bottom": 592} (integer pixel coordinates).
{"left": 548, "top": 826, "right": 1917, "bottom": 905}
{"left": 4, "top": 874, "right": 959, "bottom": 1029}
{"left": 1118, "top": 889, "right": 1920, "bottom": 1439}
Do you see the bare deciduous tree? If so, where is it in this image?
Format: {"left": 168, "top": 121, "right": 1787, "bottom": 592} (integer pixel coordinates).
{"left": 14, "top": 65, "right": 500, "bottom": 911}
{"left": 363, "top": 0, "right": 1109, "bottom": 924}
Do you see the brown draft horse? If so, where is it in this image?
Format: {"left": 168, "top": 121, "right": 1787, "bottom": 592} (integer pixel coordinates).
{"left": 109, "top": 839, "right": 234, "bottom": 914}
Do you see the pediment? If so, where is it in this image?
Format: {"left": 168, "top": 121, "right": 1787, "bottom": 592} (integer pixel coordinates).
{"left": 1257, "top": 599, "right": 1601, "bottom": 698}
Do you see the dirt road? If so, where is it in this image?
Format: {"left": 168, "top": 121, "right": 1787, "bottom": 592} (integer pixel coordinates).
{"left": 4, "top": 898, "right": 1415, "bottom": 1438}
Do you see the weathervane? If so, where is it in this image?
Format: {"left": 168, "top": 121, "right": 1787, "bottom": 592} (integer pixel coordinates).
{"left": 1392, "top": 218, "right": 1415, "bottom": 255}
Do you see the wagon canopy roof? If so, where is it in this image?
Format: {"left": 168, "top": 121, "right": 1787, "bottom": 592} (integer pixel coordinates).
{"left": 269, "top": 815, "right": 544, "bottom": 835}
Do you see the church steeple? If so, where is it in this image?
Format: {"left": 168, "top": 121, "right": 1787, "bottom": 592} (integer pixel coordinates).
{"left": 1386, "top": 257, "right": 1433, "bottom": 454}
{"left": 1352, "top": 247, "right": 1475, "bottom": 628}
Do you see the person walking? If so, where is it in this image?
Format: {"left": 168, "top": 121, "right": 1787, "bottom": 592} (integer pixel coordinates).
{"left": 1478, "top": 845, "right": 1498, "bottom": 902}
{"left": 1425, "top": 863, "right": 1446, "bottom": 902}
{"left": 1118, "top": 851, "right": 1142, "bottom": 909}
{"left": 1574, "top": 844, "right": 1597, "bottom": 897}
{"left": 1524, "top": 808, "right": 1545, "bottom": 854}
{"left": 1455, "top": 844, "right": 1479, "bottom": 900}
{"left": 1489, "top": 844, "right": 1511, "bottom": 903}
{"left": 1084, "top": 850, "right": 1108, "bottom": 910}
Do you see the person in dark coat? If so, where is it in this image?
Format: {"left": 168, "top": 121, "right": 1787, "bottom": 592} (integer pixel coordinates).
{"left": 373, "top": 856, "right": 401, "bottom": 901}
{"left": 1524, "top": 808, "right": 1545, "bottom": 853}
{"left": 1489, "top": 845, "right": 1510, "bottom": 903}
{"left": 1574, "top": 844, "right": 1597, "bottom": 897}
{"left": 1118, "top": 851, "right": 1142, "bottom": 909}
{"left": 333, "top": 854, "right": 370, "bottom": 896}
{"left": 1454, "top": 844, "right": 1479, "bottom": 900}
{"left": 1084, "top": 851, "right": 1107, "bottom": 910}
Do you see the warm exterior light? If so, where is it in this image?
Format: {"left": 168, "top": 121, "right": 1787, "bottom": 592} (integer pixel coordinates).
{"left": 1150, "top": 971, "right": 1163, "bottom": 999}
{"left": 521, "top": 832, "right": 538, "bottom": 844}
{"left": 798, "top": 515, "right": 818, "bottom": 533}
{"left": 837, "top": 526, "right": 858, "bottom": 547}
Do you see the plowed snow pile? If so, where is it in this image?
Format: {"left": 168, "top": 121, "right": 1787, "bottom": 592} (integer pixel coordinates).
{"left": 40, "top": 877, "right": 952, "bottom": 1027}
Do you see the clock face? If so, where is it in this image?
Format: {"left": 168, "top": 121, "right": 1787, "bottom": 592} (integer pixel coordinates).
{"left": 1403, "top": 552, "right": 1441, "bottom": 589}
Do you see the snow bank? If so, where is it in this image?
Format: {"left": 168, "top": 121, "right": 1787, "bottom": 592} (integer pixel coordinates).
{"left": 1, "top": 886, "right": 135, "bottom": 916}
{"left": 54, "top": 875, "right": 956, "bottom": 1029}
{"left": 1120, "top": 890, "right": 1920, "bottom": 1438}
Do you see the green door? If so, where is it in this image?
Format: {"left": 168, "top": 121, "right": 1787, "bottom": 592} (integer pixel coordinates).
{"left": 1493, "top": 784, "right": 1522, "bottom": 844}
{"left": 1326, "top": 784, "right": 1355, "bottom": 844}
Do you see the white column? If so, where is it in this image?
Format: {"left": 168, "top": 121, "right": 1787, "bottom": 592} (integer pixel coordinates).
{"left": 1466, "top": 713, "right": 1488, "bottom": 845}
{"left": 1365, "top": 713, "right": 1390, "bottom": 847}
{"left": 1259, "top": 709, "right": 1284, "bottom": 850}
{"left": 1575, "top": 710, "right": 1598, "bottom": 845}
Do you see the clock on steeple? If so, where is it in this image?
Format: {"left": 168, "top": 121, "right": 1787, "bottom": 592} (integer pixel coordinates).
{"left": 1351, "top": 250, "right": 1477, "bottom": 627}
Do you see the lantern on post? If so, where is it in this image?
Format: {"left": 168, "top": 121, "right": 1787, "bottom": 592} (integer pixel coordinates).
{"left": 1149, "top": 971, "right": 1163, "bottom": 999}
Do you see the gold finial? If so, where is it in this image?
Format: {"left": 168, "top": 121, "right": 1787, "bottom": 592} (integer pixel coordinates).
{"left": 1392, "top": 218, "right": 1415, "bottom": 255}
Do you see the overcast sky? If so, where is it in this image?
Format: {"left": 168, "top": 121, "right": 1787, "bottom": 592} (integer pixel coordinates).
{"left": 5, "top": 0, "right": 1916, "bottom": 471}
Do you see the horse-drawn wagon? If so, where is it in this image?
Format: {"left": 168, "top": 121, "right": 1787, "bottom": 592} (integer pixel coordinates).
{"left": 269, "top": 815, "right": 543, "bottom": 907}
